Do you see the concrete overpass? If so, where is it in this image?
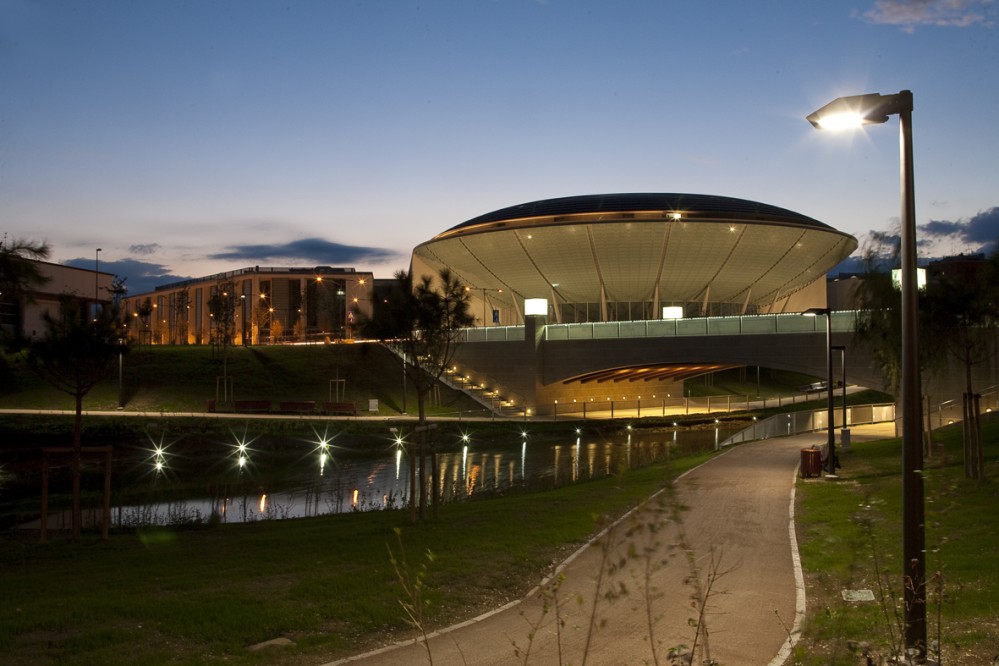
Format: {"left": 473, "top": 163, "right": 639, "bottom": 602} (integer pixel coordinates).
{"left": 449, "top": 311, "right": 883, "bottom": 417}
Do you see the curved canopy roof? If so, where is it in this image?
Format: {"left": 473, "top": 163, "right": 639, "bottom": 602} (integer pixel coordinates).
{"left": 412, "top": 193, "right": 857, "bottom": 318}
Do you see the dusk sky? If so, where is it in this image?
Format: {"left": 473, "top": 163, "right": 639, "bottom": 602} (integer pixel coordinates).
{"left": 2, "top": 0, "right": 998, "bottom": 295}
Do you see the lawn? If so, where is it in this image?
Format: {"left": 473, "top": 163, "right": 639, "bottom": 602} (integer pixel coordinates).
{"left": 0, "top": 343, "right": 485, "bottom": 417}
{"left": 794, "top": 418, "right": 999, "bottom": 665}
{"left": 0, "top": 451, "right": 715, "bottom": 666}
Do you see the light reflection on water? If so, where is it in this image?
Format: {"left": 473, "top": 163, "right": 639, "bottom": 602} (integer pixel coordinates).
{"left": 112, "top": 427, "right": 735, "bottom": 527}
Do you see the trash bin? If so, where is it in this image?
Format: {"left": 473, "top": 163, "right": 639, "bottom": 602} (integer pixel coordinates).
{"left": 206, "top": 399, "right": 216, "bottom": 413}
{"left": 840, "top": 428, "right": 851, "bottom": 452}
{"left": 800, "top": 448, "right": 822, "bottom": 478}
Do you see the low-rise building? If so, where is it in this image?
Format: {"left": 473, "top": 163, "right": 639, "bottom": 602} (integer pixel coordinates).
{"left": 121, "top": 266, "right": 374, "bottom": 345}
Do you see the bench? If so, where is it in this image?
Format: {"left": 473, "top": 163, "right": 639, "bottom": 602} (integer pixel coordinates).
{"left": 278, "top": 400, "right": 317, "bottom": 414}
{"left": 323, "top": 401, "right": 357, "bottom": 416}
{"left": 233, "top": 400, "right": 273, "bottom": 413}
{"left": 798, "top": 382, "right": 828, "bottom": 394}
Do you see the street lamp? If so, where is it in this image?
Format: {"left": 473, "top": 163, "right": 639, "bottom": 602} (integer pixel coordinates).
{"left": 832, "top": 345, "right": 849, "bottom": 448}
{"left": 117, "top": 338, "right": 125, "bottom": 409}
{"left": 807, "top": 90, "right": 925, "bottom": 657}
{"left": 804, "top": 307, "right": 836, "bottom": 475}
{"left": 95, "top": 247, "right": 102, "bottom": 310}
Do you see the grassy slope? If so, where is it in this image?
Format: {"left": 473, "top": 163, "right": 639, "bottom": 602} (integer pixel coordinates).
{"left": 0, "top": 343, "right": 485, "bottom": 416}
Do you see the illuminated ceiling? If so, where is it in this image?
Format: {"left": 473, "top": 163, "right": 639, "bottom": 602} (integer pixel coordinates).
{"left": 568, "top": 363, "right": 740, "bottom": 384}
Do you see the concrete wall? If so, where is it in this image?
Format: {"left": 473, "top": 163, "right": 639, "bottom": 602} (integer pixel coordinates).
{"left": 450, "top": 318, "right": 999, "bottom": 417}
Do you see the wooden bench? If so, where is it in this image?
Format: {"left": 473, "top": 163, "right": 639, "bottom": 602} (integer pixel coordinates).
{"left": 323, "top": 401, "right": 357, "bottom": 416}
{"left": 278, "top": 400, "right": 317, "bottom": 414}
{"left": 233, "top": 400, "right": 273, "bottom": 413}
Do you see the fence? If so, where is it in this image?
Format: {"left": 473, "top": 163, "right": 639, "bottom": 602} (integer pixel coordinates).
{"left": 930, "top": 385, "right": 999, "bottom": 428}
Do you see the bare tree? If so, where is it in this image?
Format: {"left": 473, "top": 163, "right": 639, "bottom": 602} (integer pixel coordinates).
{"left": 25, "top": 296, "right": 126, "bottom": 541}
{"left": 208, "top": 279, "right": 237, "bottom": 401}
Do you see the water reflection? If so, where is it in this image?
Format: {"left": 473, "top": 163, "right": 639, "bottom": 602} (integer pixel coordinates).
{"left": 98, "top": 426, "right": 737, "bottom": 527}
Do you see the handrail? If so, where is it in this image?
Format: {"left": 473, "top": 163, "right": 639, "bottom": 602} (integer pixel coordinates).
{"left": 719, "top": 403, "right": 896, "bottom": 448}
{"left": 457, "top": 311, "right": 861, "bottom": 342}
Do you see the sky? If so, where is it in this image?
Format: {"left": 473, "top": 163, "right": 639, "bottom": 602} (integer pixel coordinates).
{"left": 2, "top": 0, "right": 998, "bottom": 295}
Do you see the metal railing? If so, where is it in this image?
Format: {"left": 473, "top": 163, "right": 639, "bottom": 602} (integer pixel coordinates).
{"left": 457, "top": 311, "right": 860, "bottom": 343}
{"left": 930, "top": 385, "right": 999, "bottom": 427}
{"left": 719, "top": 403, "right": 896, "bottom": 447}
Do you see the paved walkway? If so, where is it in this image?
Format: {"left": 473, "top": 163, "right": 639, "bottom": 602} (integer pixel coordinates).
{"left": 324, "top": 424, "right": 896, "bottom": 666}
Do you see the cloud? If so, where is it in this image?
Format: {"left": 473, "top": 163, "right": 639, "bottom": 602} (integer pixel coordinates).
{"left": 129, "top": 243, "right": 161, "bottom": 256}
{"left": 207, "top": 237, "right": 400, "bottom": 265}
{"left": 919, "top": 206, "right": 999, "bottom": 246}
{"left": 63, "top": 257, "right": 191, "bottom": 295}
{"left": 860, "top": 0, "right": 994, "bottom": 32}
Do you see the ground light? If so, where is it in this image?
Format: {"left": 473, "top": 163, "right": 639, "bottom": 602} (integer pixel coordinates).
{"left": 808, "top": 90, "right": 925, "bottom": 658}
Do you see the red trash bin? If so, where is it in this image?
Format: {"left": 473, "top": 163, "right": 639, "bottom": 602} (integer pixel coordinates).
{"left": 800, "top": 448, "right": 822, "bottom": 478}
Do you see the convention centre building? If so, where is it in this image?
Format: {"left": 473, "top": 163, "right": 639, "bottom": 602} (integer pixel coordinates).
{"left": 412, "top": 193, "right": 858, "bottom": 326}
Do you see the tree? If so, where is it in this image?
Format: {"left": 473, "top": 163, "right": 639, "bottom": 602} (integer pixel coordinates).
{"left": 853, "top": 231, "right": 944, "bottom": 454}
{"left": 855, "top": 231, "right": 998, "bottom": 479}
{"left": 358, "top": 267, "right": 474, "bottom": 520}
{"left": 25, "top": 296, "right": 126, "bottom": 541}
{"left": 108, "top": 275, "right": 128, "bottom": 307}
{"left": 208, "top": 279, "right": 237, "bottom": 401}
{"left": 135, "top": 298, "right": 153, "bottom": 346}
{"left": 172, "top": 287, "right": 191, "bottom": 344}
{"left": 921, "top": 248, "right": 999, "bottom": 480}
{"left": 0, "top": 237, "right": 51, "bottom": 345}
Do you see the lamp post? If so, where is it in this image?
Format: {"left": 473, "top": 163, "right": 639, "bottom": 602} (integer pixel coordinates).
{"left": 95, "top": 248, "right": 102, "bottom": 311}
{"left": 240, "top": 294, "right": 248, "bottom": 346}
{"left": 805, "top": 307, "right": 836, "bottom": 474}
{"left": 832, "top": 344, "right": 849, "bottom": 446}
{"left": 117, "top": 338, "right": 125, "bottom": 409}
{"left": 807, "top": 90, "right": 925, "bottom": 657}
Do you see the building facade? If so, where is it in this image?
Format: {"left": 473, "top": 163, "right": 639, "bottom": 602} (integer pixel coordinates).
{"left": 0, "top": 259, "right": 115, "bottom": 340}
{"left": 121, "top": 266, "right": 374, "bottom": 346}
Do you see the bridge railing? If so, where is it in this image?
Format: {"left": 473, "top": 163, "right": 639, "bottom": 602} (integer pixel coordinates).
{"left": 719, "top": 403, "right": 897, "bottom": 447}
{"left": 543, "top": 311, "right": 860, "bottom": 340}
{"left": 456, "top": 312, "right": 860, "bottom": 343}
{"left": 459, "top": 326, "right": 525, "bottom": 342}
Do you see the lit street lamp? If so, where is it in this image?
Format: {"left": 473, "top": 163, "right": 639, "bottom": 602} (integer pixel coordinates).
{"left": 117, "top": 338, "right": 125, "bottom": 409}
{"left": 807, "top": 90, "right": 925, "bottom": 657}
{"left": 804, "top": 307, "right": 836, "bottom": 475}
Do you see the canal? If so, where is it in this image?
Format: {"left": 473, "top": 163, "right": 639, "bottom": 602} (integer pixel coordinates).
{"left": 4, "top": 422, "right": 743, "bottom": 529}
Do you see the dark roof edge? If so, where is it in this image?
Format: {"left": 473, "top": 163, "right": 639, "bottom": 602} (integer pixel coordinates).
{"left": 447, "top": 193, "right": 829, "bottom": 232}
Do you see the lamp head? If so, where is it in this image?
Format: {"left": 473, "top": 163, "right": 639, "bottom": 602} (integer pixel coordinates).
{"left": 807, "top": 90, "right": 912, "bottom": 130}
